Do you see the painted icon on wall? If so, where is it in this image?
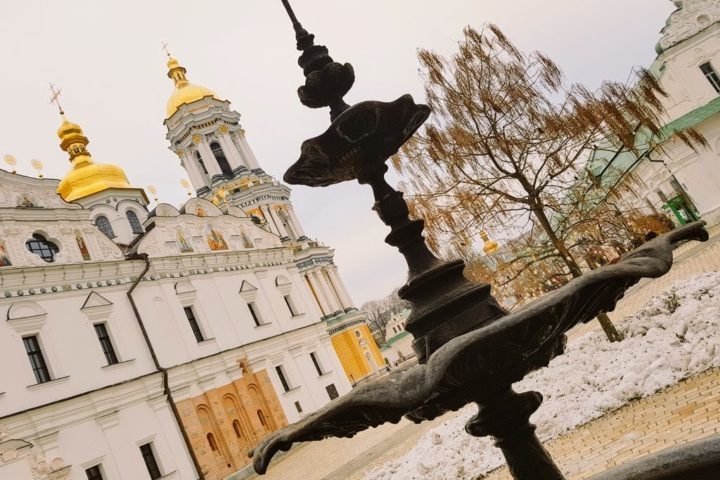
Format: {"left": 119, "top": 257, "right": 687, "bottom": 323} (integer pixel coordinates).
{"left": 75, "top": 231, "right": 91, "bottom": 261}
{"left": 207, "top": 228, "right": 228, "bottom": 251}
{"left": 196, "top": 207, "right": 206, "bottom": 217}
{"left": 0, "top": 240, "right": 12, "bottom": 266}
{"left": 177, "top": 231, "right": 194, "bottom": 253}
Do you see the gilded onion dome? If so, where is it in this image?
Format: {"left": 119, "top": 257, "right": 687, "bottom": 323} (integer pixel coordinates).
{"left": 165, "top": 56, "right": 219, "bottom": 118}
{"left": 56, "top": 117, "right": 133, "bottom": 202}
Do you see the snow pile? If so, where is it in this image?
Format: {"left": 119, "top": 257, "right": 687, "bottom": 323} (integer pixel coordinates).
{"left": 365, "top": 272, "right": 720, "bottom": 480}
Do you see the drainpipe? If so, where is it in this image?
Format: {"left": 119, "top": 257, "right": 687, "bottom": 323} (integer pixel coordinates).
{"left": 126, "top": 253, "right": 205, "bottom": 480}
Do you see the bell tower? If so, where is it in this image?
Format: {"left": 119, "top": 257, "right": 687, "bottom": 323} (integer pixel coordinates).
{"left": 163, "top": 54, "right": 306, "bottom": 241}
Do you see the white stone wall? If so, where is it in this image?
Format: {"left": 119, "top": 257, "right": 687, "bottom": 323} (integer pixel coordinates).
{"left": 0, "top": 375, "right": 197, "bottom": 480}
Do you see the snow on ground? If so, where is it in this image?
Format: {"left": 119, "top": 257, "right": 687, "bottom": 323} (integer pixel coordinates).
{"left": 364, "top": 272, "right": 720, "bottom": 480}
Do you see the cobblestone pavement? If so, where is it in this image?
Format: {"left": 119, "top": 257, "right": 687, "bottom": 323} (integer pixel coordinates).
{"left": 239, "top": 225, "right": 720, "bottom": 480}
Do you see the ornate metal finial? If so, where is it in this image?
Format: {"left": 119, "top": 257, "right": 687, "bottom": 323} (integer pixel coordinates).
{"left": 161, "top": 41, "right": 172, "bottom": 58}
{"left": 49, "top": 83, "right": 64, "bottom": 115}
{"left": 279, "top": 0, "right": 354, "bottom": 120}
{"left": 30, "top": 159, "right": 44, "bottom": 178}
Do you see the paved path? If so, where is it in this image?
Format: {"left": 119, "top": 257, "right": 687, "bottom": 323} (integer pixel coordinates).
{"left": 237, "top": 225, "right": 720, "bottom": 480}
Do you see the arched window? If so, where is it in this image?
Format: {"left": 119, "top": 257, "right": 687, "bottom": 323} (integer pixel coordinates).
{"left": 195, "top": 151, "right": 209, "bottom": 176}
{"left": 210, "top": 142, "right": 233, "bottom": 177}
{"left": 232, "top": 420, "right": 243, "bottom": 438}
{"left": 127, "top": 210, "right": 143, "bottom": 234}
{"left": 257, "top": 409, "right": 267, "bottom": 428}
{"left": 207, "top": 432, "right": 218, "bottom": 452}
{"left": 26, "top": 234, "right": 59, "bottom": 263}
{"left": 95, "top": 216, "right": 115, "bottom": 238}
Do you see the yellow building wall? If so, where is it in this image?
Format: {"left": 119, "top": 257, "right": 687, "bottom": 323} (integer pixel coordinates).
{"left": 331, "top": 324, "right": 385, "bottom": 383}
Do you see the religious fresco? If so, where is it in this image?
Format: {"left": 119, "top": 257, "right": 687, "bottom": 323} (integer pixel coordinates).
{"left": 75, "top": 231, "right": 91, "bottom": 260}
{"left": 177, "top": 230, "right": 194, "bottom": 253}
{"left": 196, "top": 206, "right": 206, "bottom": 217}
{"left": 207, "top": 228, "right": 228, "bottom": 251}
{"left": 0, "top": 240, "right": 12, "bottom": 266}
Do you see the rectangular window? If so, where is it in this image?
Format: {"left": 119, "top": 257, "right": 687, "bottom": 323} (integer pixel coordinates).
{"left": 85, "top": 465, "right": 104, "bottom": 480}
{"left": 248, "top": 302, "right": 263, "bottom": 327}
{"left": 700, "top": 62, "right": 720, "bottom": 93}
{"left": 94, "top": 323, "right": 119, "bottom": 365}
{"left": 23, "top": 335, "right": 51, "bottom": 384}
{"left": 283, "top": 295, "right": 298, "bottom": 316}
{"left": 294, "top": 401, "right": 302, "bottom": 413}
{"left": 183, "top": 306, "right": 204, "bottom": 342}
{"left": 275, "top": 365, "right": 291, "bottom": 392}
{"left": 326, "top": 384, "right": 339, "bottom": 400}
{"left": 310, "top": 352, "right": 324, "bottom": 376}
{"left": 140, "top": 443, "right": 162, "bottom": 480}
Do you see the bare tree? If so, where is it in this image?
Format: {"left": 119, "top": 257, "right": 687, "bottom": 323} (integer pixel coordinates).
{"left": 393, "top": 25, "right": 703, "bottom": 342}
{"left": 361, "top": 288, "right": 410, "bottom": 342}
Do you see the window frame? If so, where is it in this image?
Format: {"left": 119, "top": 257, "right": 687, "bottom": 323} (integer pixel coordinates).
{"left": 85, "top": 464, "right": 105, "bottom": 480}
{"left": 247, "top": 301, "right": 264, "bottom": 327}
{"left": 95, "top": 215, "right": 116, "bottom": 239}
{"left": 126, "top": 210, "right": 144, "bottom": 235}
{"left": 283, "top": 295, "right": 299, "bottom": 317}
{"left": 94, "top": 322, "right": 119, "bottom": 366}
{"left": 26, "top": 233, "right": 59, "bottom": 263}
{"left": 139, "top": 442, "right": 162, "bottom": 480}
{"left": 23, "top": 334, "right": 52, "bottom": 384}
{"left": 183, "top": 306, "right": 205, "bottom": 343}
{"left": 700, "top": 61, "right": 720, "bottom": 93}
{"left": 309, "top": 352, "right": 325, "bottom": 376}
{"left": 275, "top": 364, "right": 291, "bottom": 392}
{"left": 326, "top": 383, "right": 340, "bottom": 401}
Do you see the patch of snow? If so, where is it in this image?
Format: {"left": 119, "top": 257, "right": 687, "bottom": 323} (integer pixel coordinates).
{"left": 364, "top": 272, "right": 720, "bottom": 480}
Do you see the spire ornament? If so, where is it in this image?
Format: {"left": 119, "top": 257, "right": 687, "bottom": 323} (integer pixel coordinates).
{"left": 49, "top": 83, "right": 64, "bottom": 115}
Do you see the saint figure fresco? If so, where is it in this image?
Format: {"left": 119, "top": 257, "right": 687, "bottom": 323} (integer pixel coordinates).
{"left": 207, "top": 228, "right": 228, "bottom": 251}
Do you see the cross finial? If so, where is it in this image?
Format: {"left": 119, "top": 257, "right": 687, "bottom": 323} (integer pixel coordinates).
{"left": 49, "top": 83, "right": 64, "bottom": 115}
{"left": 161, "top": 41, "right": 172, "bottom": 58}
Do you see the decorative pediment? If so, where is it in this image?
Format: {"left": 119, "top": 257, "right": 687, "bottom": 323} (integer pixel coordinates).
{"left": 174, "top": 279, "right": 197, "bottom": 305}
{"left": 6, "top": 300, "right": 48, "bottom": 335}
{"left": 81, "top": 291, "right": 113, "bottom": 310}
{"left": 275, "top": 275, "right": 292, "bottom": 295}
{"left": 81, "top": 291, "right": 114, "bottom": 320}
{"left": 658, "top": 0, "right": 720, "bottom": 52}
{"left": 239, "top": 280, "right": 258, "bottom": 301}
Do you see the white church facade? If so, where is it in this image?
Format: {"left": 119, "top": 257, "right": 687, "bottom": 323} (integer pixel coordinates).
{"left": 0, "top": 54, "right": 383, "bottom": 480}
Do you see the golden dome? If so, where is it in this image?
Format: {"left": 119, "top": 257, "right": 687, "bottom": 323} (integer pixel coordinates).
{"left": 165, "top": 56, "right": 219, "bottom": 118}
{"left": 56, "top": 116, "right": 134, "bottom": 202}
{"left": 480, "top": 230, "right": 499, "bottom": 255}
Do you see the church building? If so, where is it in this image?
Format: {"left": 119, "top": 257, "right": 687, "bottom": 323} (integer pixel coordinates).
{"left": 0, "top": 54, "right": 383, "bottom": 480}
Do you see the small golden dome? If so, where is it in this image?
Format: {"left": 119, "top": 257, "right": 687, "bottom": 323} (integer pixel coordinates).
{"left": 480, "top": 230, "right": 500, "bottom": 255}
{"left": 56, "top": 116, "right": 134, "bottom": 202}
{"left": 165, "top": 56, "right": 219, "bottom": 118}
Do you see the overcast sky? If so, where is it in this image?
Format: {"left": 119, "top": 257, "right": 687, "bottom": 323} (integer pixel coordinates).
{"left": 0, "top": 0, "right": 674, "bottom": 304}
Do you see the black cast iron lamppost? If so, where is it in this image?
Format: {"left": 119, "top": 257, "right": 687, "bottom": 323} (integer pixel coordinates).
{"left": 249, "top": 2, "right": 715, "bottom": 478}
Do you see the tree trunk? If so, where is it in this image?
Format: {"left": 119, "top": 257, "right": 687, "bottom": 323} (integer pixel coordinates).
{"left": 529, "top": 200, "right": 623, "bottom": 342}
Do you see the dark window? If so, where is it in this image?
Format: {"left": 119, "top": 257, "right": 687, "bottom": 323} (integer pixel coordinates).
{"left": 127, "top": 210, "right": 143, "bottom": 234}
{"left": 284, "top": 295, "right": 298, "bottom": 316}
{"left": 257, "top": 409, "right": 267, "bottom": 427}
{"left": 248, "top": 302, "right": 262, "bottom": 326}
{"left": 195, "top": 151, "right": 209, "bottom": 175}
{"left": 326, "top": 384, "right": 339, "bottom": 400}
{"left": 183, "top": 306, "right": 204, "bottom": 342}
{"left": 85, "top": 465, "right": 104, "bottom": 480}
{"left": 94, "top": 323, "right": 119, "bottom": 365}
{"left": 207, "top": 433, "right": 217, "bottom": 452}
{"left": 139, "top": 443, "right": 162, "bottom": 480}
{"left": 26, "top": 234, "right": 59, "bottom": 263}
{"left": 95, "top": 216, "right": 115, "bottom": 239}
{"left": 23, "top": 335, "right": 51, "bottom": 384}
{"left": 700, "top": 62, "right": 720, "bottom": 93}
{"left": 275, "top": 365, "right": 290, "bottom": 392}
{"left": 310, "top": 352, "right": 324, "bottom": 376}
{"left": 210, "top": 142, "right": 233, "bottom": 177}
{"left": 294, "top": 401, "right": 302, "bottom": 413}
{"left": 232, "top": 420, "right": 243, "bottom": 438}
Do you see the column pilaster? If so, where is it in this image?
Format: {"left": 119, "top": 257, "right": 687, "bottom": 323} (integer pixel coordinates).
{"left": 326, "top": 266, "right": 353, "bottom": 310}
{"left": 306, "top": 272, "right": 330, "bottom": 316}
{"left": 315, "top": 269, "right": 341, "bottom": 314}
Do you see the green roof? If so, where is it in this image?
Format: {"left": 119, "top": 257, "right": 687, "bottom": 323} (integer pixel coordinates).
{"left": 659, "top": 96, "right": 720, "bottom": 141}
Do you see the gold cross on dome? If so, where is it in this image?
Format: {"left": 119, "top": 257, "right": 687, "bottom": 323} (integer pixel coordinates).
{"left": 161, "top": 41, "right": 172, "bottom": 58}
{"left": 49, "top": 83, "right": 64, "bottom": 115}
